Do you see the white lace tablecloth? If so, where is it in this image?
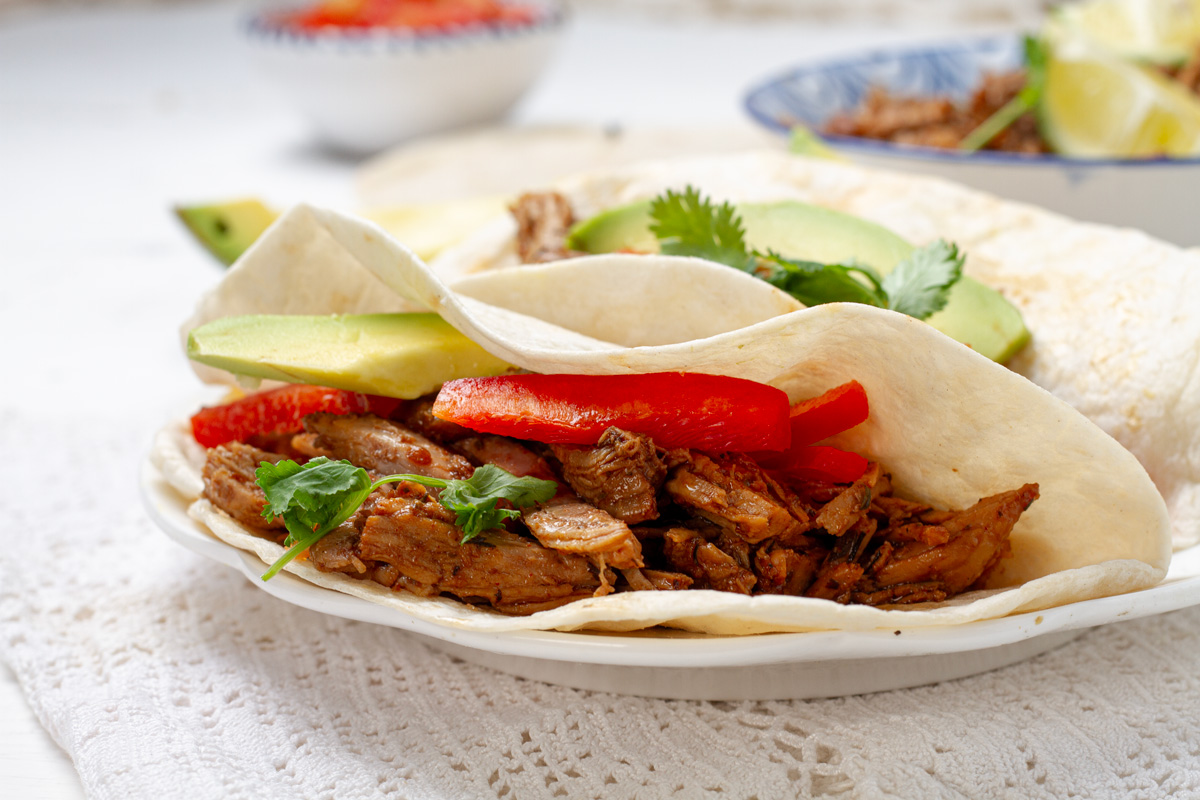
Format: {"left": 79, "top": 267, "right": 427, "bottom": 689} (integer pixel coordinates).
{"left": 3, "top": 3, "right": 1199, "bottom": 798}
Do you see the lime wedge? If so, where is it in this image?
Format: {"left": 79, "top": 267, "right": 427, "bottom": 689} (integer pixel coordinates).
{"left": 1040, "top": 43, "right": 1200, "bottom": 157}
{"left": 1047, "top": 0, "right": 1200, "bottom": 66}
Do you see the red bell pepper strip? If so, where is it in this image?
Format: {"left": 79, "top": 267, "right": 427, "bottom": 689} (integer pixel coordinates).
{"left": 788, "top": 380, "right": 869, "bottom": 448}
{"left": 775, "top": 445, "right": 869, "bottom": 484}
{"left": 431, "top": 373, "right": 791, "bottom": 452}
{"left": 190, "top": 384, "right": 400, "bottom": 448}
{"left": 752, "top": 381, "right": 870, "bottom": 481}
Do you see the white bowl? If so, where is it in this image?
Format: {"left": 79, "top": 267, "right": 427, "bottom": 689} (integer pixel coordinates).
{"left": 245, "top": 2, "right": 564, "bottom": 154}
{"left": 744, "top": 37, "right": 1200, "bottom": 247}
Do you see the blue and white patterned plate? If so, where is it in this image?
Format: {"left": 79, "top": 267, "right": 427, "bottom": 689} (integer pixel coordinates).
{"left": 742, "top": 37, "right": 1200, "bottom": 245}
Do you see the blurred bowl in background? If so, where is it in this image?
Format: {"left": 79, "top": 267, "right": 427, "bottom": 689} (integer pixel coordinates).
{"left": 744, "top": 37, "right": 1200, "bottom": 247}
{"left": 245, "top": 1, "right": 564, "bottom": 154}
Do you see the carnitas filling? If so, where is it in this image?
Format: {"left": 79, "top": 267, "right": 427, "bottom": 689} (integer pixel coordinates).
{"left": 200, "top": 398, "right": 1039, "bottom": 616}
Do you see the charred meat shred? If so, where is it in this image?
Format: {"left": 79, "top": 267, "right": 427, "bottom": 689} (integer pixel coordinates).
{"left": 202, "top": 443, "right": 287, "bottom": 531}
{"left": 511, "top": 191, "right": 581, "bottom": 264}
{"left": 552, "top": 427, "right": 667, "bottom": 524}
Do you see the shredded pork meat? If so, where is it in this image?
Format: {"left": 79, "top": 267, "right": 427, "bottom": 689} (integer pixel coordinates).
{"left": 824, "top": 72, "right": 1049, "bottom": 153}
{"left": 511, "top": 191, "right": 581, "bottom": 264}
{"left": 198, "top": 395, "right": 1040, "bottom": 616}
{"left": 202, "top": 442, "right": 286, "bottom": 531}
{"left": 552, "top": 427, "right": 667, "bottom": 524}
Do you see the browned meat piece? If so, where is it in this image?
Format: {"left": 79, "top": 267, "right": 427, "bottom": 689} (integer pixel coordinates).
{"left": 803, "top": 521, "right": 877, "bottom": 603}
{"left": 398, "top": 396, "right": 472, "bottom": 443}
{"left": 202, "top": 443, "right": 287, "bottom": 531}
{"left": 886, "top": 522, "right": 950, "bottom": 546}
{"left": 450, "top": 433, "right": 645, "bottom": 570}
{"left": 620, "top": 568, "right": 694, "bottom": 592}
{"left": 824, "top": 72, "right": 1050, "bottom": 154}
{"left": 452, "top": 435, "right": 560, "bottom": 482}
{"left": 552, "top": 427, "right": 667, "bottom": 524}
{"left": 358, "top": 494, "right": 601, "bottom": 614}
{"left": 524, "top": 499, "right": 644, "bottom": 570}
{"left": 245, "top": 432, "right": 312, "bottom": 461}
{"left": 804, "top": 561, "right": 865, "bottom": 602}
{"left": 661, "top": 528, "right": 756, "bottom": 594}
{"left": 752, "top": 545, "right": 824, "bottom": 596}
{"left": 814, "top": 462, "right": 881, "bottom": 537}
{"left": 665, "top": 452, "right": 804, "bottom": 543}
{"left": 825, "top": 86, "right": 956, "bottom": 140}
{"left": 309, "top": 524, "right": 368, "bottom": 574}
{"left": 851, "top": 582, "right": 949, "bottom": 606}
{"left": 511, "top": 191, "right": 581, "bottom": 264}
{"left": 871, "top": 492, "right": 932, "bottom": 524}
{"left": 868, "top": 484, "right": 1039, "bottom": 594}
{"left": 302, "top": 413, "right": 473, "bottom": 480}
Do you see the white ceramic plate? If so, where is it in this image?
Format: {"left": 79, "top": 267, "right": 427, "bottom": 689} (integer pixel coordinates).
{"left": 141, "top": 456, "right": 1200, "bottom": 700}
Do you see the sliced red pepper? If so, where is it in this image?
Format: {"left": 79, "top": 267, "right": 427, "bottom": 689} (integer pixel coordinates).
{"left": 431, "top": 373, "right": 791, "bottom": 452}
{"left": 775, "top": 445, "right": 869, "bottom": 484}
{"left": 788, "top": 380, "right": 869, "bottom": 448}
{"left": 190, "top": 384, "right": 400, "bottom": 448}
{"left": 754, "top": 381, "right": 869, "bottom": 467}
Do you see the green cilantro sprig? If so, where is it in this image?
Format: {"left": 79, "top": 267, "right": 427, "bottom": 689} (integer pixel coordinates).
{"left": 255, "top": 457, "right": 558, "bottom": 581}
{"left": 960, "top": 35, "right": 1048, "bottom": 153}
{"left": 648, "top": 186, "right": 964, "bottom": 320}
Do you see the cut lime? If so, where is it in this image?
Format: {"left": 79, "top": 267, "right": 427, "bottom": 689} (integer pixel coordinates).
{"left": 1047, "top": 0, "right": 1200, "bottom": 66}
{"left": 1040, "top": 43, "right": 1200, "bottom": 157}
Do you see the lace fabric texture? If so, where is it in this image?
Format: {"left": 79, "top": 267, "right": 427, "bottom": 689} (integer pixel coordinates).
{"left": 2, "top": 414, "right": 1199, "bottom": 800}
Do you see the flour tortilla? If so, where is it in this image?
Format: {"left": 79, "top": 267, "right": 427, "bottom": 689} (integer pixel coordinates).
{"left": 432, "top": 150, "right": 1200, "bottom": 550}
{"left": 166, "top": 200, "right": 1171, "bottom": 634}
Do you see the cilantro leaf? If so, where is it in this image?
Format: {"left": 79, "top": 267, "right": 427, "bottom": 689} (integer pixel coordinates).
{"left": 880, "top": 239, "right": 965, "bottom": 320}
{"left": 254, "top": 458, "right": 559, "bottom": 580}
{"left": 258, "top": 457, "right": 373, "bottom": 546}
{"left": 648, "top": 186, "right": 756, "bottom": 270}
{"left": 644, "top": 185, "right": 964, "bottom": 320}
{"left": 438, "top": 464, "right": 559, "bottom": 543}
{"left": 755, "top": 251, "right": 889, "bottom": 309}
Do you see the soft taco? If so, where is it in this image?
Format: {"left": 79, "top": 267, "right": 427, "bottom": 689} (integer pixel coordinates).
{"left": 433, "top": 150, "right": 1200, "bottom": 551}
{"left": 154, "top": 167, "right": 1173, "bottom": 634}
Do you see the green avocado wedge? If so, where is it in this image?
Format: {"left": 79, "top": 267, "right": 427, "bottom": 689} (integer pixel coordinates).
{"left": 565, "top": 200, "right": 1029, "bottom": 363}
{"left": 175, "top": 199, "right": 279, "bottom": 266}
{"left": 187, "top": 313, "right": 514, "bottom": 398}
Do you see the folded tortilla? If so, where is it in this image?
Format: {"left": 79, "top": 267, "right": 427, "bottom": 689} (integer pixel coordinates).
{"left": 162, "top": 189, "right": 1172, "bottom": 634}
{"left": 433, "top": 150, "right": 1200, "bottom": 551}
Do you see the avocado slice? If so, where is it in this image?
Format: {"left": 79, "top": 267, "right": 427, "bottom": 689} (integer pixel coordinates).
{"left": 187, "top": 313, "right": 514, "bottom": 398}
{"left": 566, "top": 200, "right": 1029, "bottom": 363}
{"left": 175, "top": 199, "right": 278, "bottom": 266}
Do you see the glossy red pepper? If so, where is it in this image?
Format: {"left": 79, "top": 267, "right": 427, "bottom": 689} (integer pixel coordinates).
{"left": 787, "top": 380, "right": 869, "bottom": 448}
{"left": 190, "top": 384, "right": 400, "bottom": 448}
{"left": 753, "top": 381, "right": 870, "bottom": 482}
{"left": 775, "top": 445, "right": 869, "bottom": 484}
{"left": 431, "top": 373, "right": 792, "bottom": 452}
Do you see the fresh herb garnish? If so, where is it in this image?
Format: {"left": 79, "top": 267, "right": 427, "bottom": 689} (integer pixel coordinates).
{"left": 960, "top": 35, "right": 1048, "bottom": 153}
{"left": 255, "top": 457, "right": 558, "bottom": 581}
{"left": 649, "top": 187, "right": 756, "bottom": 270}
{"left": 647, "top": 186, "right": 964, "bottom": 320}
